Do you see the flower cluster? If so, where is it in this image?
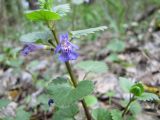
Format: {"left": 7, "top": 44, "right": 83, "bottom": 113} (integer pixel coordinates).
{"left": 21, "top": 33, "right": 79, "bottom": 62}
{"left": 55, "top": 33, "right": 79, "bottom": 62}
{"left": 21, "top": 43, "right": 47, "bottom": 56}
{"left": 48, "top": 99, "right": 54, "bottom": 107}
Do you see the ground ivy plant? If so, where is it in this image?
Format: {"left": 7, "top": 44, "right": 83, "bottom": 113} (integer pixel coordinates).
{"left": 9, "top": 0, "right": 158, "bottom": 120}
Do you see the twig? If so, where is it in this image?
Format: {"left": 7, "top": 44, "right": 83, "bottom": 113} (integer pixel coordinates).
{"left": 135, "top": 6, "right": 159, "bottom": 22}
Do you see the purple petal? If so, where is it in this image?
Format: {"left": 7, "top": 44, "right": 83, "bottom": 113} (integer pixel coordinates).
{"left": 69, "top": 42, "right": 79, "bottom": 49}
{"left": 21, "top": 47, "right": 30, "bottom": 56}
{"left": 59, "top": 34, "right": 64, "bottom": 43}
{"left": 55, "top": 44, "right": 61, "bottom": 54}
{"left": 69, "top": 51, "right": 79, "bottom": 60}
{"left": 59, "top": 33, "right": 69, "bottom": 42}
{"left": 59, "top": 52, "right": 70, "bottom": 62}
{"left": 56, "top": 33, "right": 79, "bottom": 62}
{"left": 21, "top": 43, "right": 45, "bottom": 56}
{"left": 64, "top": 33, "right": 69, "bottom": 40}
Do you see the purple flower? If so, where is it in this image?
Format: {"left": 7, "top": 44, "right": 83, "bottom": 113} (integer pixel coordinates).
{"left": 21, "top": 43, "right": 46, "bottom": 56}
{"left": 55, "top": 33, "right": 79, "bottom": 62}
{"left": 48, "top": 99, "right": 54, "bottom": 107}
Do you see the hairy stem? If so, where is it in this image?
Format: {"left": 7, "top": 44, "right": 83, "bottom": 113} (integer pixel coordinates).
{"left": 51, "top": 27, "right": 92, "bottom": 120}
{"left": 65, "top": 62, "right": 92, "bottom": 120}
{"left": 122, "top": 95, "right": 135, "bottom": 117}
{"left": 51, "top": 29, "right": 59, "bottom": 44}
{"left": 65, "top": 62, "right": 77, "bottom": 87}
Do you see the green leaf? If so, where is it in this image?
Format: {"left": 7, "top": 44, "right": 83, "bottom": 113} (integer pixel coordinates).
{"left": 70, "top": 26, "right": 107, "bottom": 38}
{"left": 84, "top": 95, "right": 97, "bottom": 107}
{"left": 37, "top": 94, "right": 50, "bottom": 111}
{"left": 107, "top": 53, "right": 120, "bottom": 62}
{"left": 3, "top": 117, "right": 14, "bottom": 120}
{"left": 119, "top": 77, "right": 134, "bottom": 93}
{"left": 106, "top": 90, "right": 116, "bottom": 97}
{"left": 107, "top": 40, "right": 125, "bottom": 52}
{"left": 130, "top": 83, "right": 144, "bottom": 96}
{"left": 15, "top": 106, "right": 31, "bottom": 120}
{"left": 47, "top": 83, "right": 71, "bottom": 106}
{"left": 53, "top": 104, "right": 79, "bottom": 120}
{"left": 75, "top": 60, "right": 108, "bottom": 73}
{"left": 92, "top": 108, "right": 112, "bottom": 120}
{"left": 0, "top": 54, "right": 5, "bottom": 62}
{"left": 25, "top": 9, "right": 61, "bottom": 21}
{"left": 110, "top": 109, "right": 122, "bottom": 120}
{"left": 69, "top": 80, "right": 94, "bottom": 102}
{"left": 129, "top": 101, "right": 142, "bottom": 115}
{"left": 6, "top": 59, "right": 23, "bottom": 68}
{"left": 0, "top": 99, "right": 10, "bottom": 109}
{"left": 127, "top": 115, "right": 136, "bottom": 120}
{"left": 53, "top": 4, "right": 71, "bottom": 16}
{"left": 47, "top": 80, "right": 94, "bottom": 106}
{"left": 20, "top": 31, "right": 53, "bottom": 43}
{"left": 137, "top": 92, "right": 159, "bottom": 101}
{"left": 52, "top": 77, "right": 68, "bottom": 84}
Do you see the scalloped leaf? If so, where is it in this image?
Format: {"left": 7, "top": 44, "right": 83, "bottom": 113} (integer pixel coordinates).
{"left": 137, "top": 92, "right": 159, "bottom": 101}
{"left": 47, "top": 83, "right": 71, "bottom": 106}
{"left": 47, "top": 80, "right": 94, "bottom": 107}
{"left": 84, "top": 95, "right": 98, "bottom": 107}
{"left": 110, "top": 109, "right": 122, "bottom": 120}
{"left": 15, "top": 107, "right": 31, "bottom": 120}
{"left": 48, "top": 77, "right": 68, "bottom": 85}
{"left": 20, "top": 31, "right": 53, "bottom": 43}
{"left": 92, "top": 108, "right": 112, "bottom": 120}
{"left": 119, "top": 77, "right": 134, "bottom": 93}
{"left": 69, "top": 80, "right": 94, "bottom": 102}
{"left": 25, "top": 9, "right": 61, "bottom": 21}
{"left": 3, "top": 117, "right": 13, "bottom": 120}
{"left": 70, "top": 26, "right": 107, "bottom": 38}
{"left": 107, "top": 40, "right": 125, "bottom": 52}
{"left": 53, "top": 104, "right": 79, "bottom": 120}
{"left": 130, "top": 101, "right": 142, "bottom": 115}
{"left": 53, "top": 4, "right": 71, "bottom": 16}
{"left": 0, "top": 99, "right": 10, "bottom": 109}
{"left": 75, "top": 60, "right": 108, "bottom": 73}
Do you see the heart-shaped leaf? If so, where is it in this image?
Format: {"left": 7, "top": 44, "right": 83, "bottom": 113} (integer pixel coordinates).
{"left": 75, "top": 60, "right": 108, "bottom": 73}
{"left": 25, "top": 9, "right": 61, "bottom": 21}
{"left": 47, "top": 80, "right": 94, "bottom": 107}
{"left": 20, "top": 31, "right": 53, "bottom": 43}
{"left": 53, "top": 104, "right": 79, "bottom": 120}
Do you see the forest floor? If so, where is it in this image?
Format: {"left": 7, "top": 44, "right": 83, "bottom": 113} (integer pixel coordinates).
{"left": 0, "top": 27, "right": 160, "bottom": 120}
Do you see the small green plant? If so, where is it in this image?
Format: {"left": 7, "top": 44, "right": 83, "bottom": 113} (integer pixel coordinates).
{"left": 1, "top": 0, "right": 159, "bottom": 120}
{"left": 19, "top": 0, "right": 107, "bottom": 120}
{"left": 119, "top": 77, "right": 159, "bottom": 119}
{"left": 0, "top": 46, "right": 23, "bottom": 70}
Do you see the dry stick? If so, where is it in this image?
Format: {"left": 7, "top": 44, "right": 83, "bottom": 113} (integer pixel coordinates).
{"left": 135, "top": 6, "right": 159, "bottom": 22}
{"left": 127, "top": 6, "right": 159, "bottom": 34}
{"left": 51, "top": 28, "right": 92, "bottom": 120}
{"left": 143, "top": 16, "right": 156, "bottom": 41}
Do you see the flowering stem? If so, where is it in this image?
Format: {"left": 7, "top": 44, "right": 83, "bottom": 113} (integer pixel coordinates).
{"left": 51, "top": 29, "right": 59, "bottom": 44}
{"left": 50, "top": 27, "right": 92, "bottom": 120}
{"left": 65, "top": 62, "right": 77, "bottom": 87}
{"left": 65, "top": 62, "right": 92, "bottom": 120}
{"left": 122, "top": 95, "right": 135, "bottom": 117}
